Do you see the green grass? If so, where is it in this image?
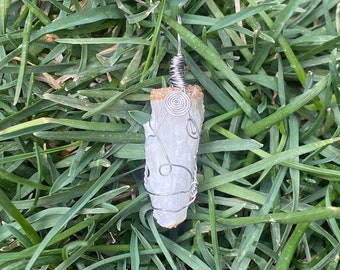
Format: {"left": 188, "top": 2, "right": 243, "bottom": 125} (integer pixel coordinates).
{"left": 0, "top": 0, "right": 340, "bottom": 269}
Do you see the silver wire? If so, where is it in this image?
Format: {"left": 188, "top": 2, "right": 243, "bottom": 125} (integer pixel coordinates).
{"left": 169, "top": 15, "right": 186, "bottom": 89}
{"left": 164, "top": 90, "right": 191, "bottom": 116}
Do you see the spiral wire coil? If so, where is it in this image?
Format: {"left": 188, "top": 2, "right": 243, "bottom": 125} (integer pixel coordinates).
{"left": 169, "top": 16, "right": 186, "bottom": 90}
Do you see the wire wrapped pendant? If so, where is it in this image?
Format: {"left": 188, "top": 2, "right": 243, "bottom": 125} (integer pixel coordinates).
{"left": 143, "top": 15, "right": 204, "bottom": 228}
{"left": 143, "top": 85, "right": 204, "bottom": 228}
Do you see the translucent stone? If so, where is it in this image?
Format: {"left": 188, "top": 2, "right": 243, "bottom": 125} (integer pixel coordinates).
{"left": 143, "top": 85, "right": 204, "bottom": 228}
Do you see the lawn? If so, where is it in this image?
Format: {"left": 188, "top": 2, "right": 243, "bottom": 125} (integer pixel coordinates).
{"left": 0, "top": 0, "right": 340, "bottom": 269}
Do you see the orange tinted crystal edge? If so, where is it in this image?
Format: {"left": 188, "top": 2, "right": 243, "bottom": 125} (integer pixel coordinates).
{"left": 150, "top": 85, "right": 203, "bottom": 101}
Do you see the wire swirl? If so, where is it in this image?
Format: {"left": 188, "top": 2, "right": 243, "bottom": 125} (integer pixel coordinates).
{"left": 164, "top": 90, "right": 191, "bottom": 116}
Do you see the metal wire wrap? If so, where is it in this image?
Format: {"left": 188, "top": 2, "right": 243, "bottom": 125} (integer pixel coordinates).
{"left": 169, "top": 15, "right": 186, "bottom": 89}
{"left": 169, "top": 53, "right": 186, "bottom": 89}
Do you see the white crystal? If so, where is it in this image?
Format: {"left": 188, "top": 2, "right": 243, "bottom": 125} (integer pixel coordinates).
{"left": 143, "top": 85, "right": 204, "bottom": 228}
